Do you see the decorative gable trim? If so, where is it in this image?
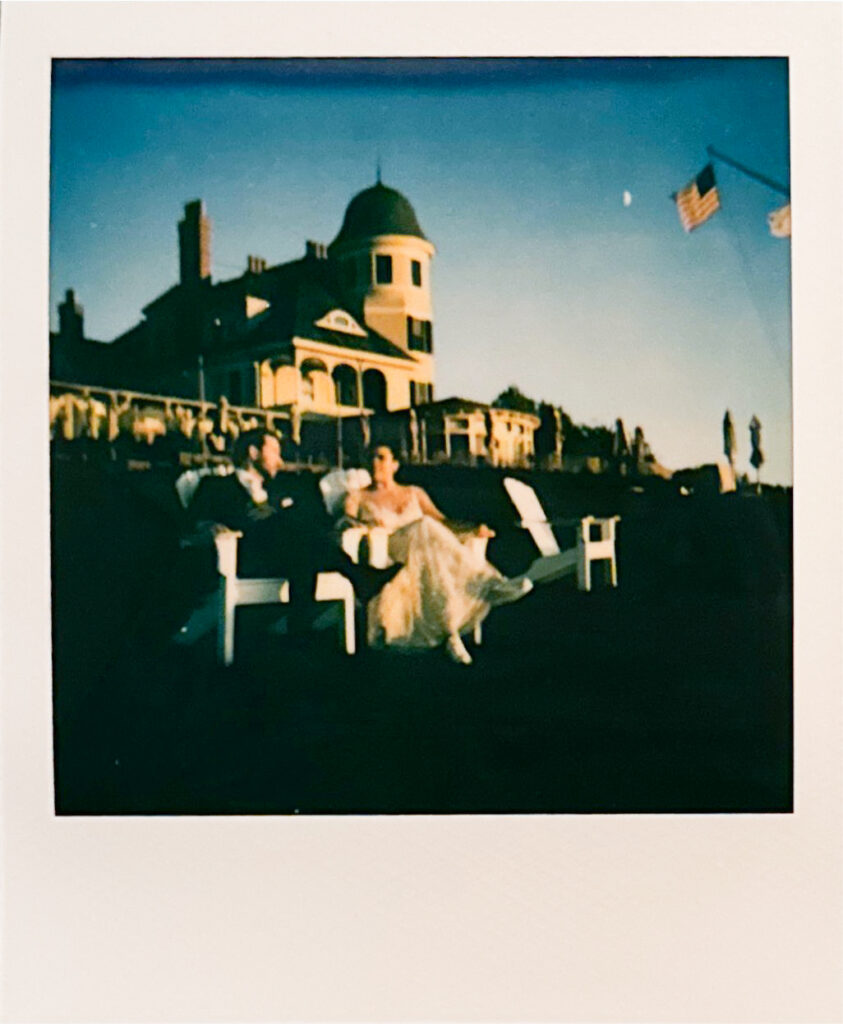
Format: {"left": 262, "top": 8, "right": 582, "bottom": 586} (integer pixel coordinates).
{"left": 314, "top": 308, "right": 367, "bottom": 337}
{"left": 245, "top": 295, "right": 270, "bottom": 319}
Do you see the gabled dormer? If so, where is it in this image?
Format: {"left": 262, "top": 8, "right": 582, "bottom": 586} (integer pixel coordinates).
{"left": 314, "top": 308, "right": 367, "bottom": 337}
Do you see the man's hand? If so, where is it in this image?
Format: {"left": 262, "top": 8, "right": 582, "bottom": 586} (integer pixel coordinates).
{"left": 245, "top": 504, "right": 276, "bottom": 522}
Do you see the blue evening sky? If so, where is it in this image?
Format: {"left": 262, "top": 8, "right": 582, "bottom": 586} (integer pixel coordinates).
{"left": 50, "top": 58, "right": 791, "bottom": 483}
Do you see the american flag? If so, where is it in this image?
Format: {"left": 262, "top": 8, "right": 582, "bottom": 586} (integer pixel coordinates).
{"left": 674, "top": 163, "right": 721, "bottom": 232}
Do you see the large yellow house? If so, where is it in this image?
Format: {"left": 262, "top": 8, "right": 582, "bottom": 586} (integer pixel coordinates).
{"left": 219, "top": 181, "right": 438, "bottom": 427}
{"left": 53, "top": 183, "right": 436, "bottom": 433}
{"left": 51, "top": 180, "right": 547, "bottom": 467}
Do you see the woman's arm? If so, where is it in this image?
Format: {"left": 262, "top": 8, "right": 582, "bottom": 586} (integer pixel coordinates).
{"left": 413, "top": 486, "right": 495, "bottom": 538}
{"left": 343, "top": 489, "right": 363, "bottom": 521}
{"left": 412, "top": 485, "right": 446, "bottom": 522}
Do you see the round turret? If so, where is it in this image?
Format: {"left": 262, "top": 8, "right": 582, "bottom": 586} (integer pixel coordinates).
{"left": 329, "top": 182, "right": 427, "bottom": 252}
{"left": 329, "top": 182, "right": 436, "bottom": 367}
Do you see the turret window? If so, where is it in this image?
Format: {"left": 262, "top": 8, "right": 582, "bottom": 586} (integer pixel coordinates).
{"left": 411, "top": 259, "right": 422, "bottom": 287}
{"left": 407, "top": 316, "right": 433, "bottom": 354}
{"left": 375, "top": 254, "right": 393, "bottom": 284}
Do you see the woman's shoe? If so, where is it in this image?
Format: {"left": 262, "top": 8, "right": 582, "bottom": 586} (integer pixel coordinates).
{"left": 445, "top": 633, "right": 473, "bottom": 666}
{"left": 513, "top": 575, "right": 534, "bottom": 596}
{"left": 485, "top": 574, "right": 534, "bottom": 606}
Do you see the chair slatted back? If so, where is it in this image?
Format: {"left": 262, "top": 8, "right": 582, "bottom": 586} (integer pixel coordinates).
{"left": 503, "top": 477, "right": 560, "bottom": 557}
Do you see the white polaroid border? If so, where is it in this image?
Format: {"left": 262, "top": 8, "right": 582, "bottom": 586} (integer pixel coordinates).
{"left": 1, "top": 3, "right": 841, "bottom": 1022}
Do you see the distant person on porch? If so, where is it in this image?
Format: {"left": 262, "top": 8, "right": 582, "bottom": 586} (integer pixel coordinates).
{"left": 343, "top": 444, "right": 533, "bottom": 665}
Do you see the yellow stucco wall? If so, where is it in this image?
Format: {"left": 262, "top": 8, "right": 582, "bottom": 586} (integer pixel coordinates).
{"left": 334, "top": 234, "right": 436, "bottom": 388}
{"left": 255, "top": 338, "right": 427, "bottom": 415}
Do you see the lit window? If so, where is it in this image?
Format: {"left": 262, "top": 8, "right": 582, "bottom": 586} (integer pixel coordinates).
{"left": 407, "top": 316, "right": 433, "bottom": 353}
{"left": 411, "top": 260, "right": 422, "bottom": 287}
{"left": 410, "top": 381, "right": 432, "bottom": 406}
{"left": 376, "top": 254, "right": 393, "bottom": 284}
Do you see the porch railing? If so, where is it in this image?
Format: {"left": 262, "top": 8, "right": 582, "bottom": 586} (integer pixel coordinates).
{"left": 49, "top": 380, "right": 290, "bottom": 455}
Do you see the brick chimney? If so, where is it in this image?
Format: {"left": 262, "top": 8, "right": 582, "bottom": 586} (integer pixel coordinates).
{"left": 58, "top": 288, "right": 84, "bottom": 343}
{"left": 178, "top": 200, "right": 212, "bottom": 285}
{"left": 305, "top": 240, "right": 327, "bottom": 260}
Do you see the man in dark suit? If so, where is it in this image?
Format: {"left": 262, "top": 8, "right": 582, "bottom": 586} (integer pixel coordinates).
{"left": 189, "top": 428, "right": 394, "bottom": 637}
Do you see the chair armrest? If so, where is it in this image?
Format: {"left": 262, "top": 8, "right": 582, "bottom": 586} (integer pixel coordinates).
{"left": 578, "top": 516, "right": 621, "bottom": 543}
{"left": 340, "top": 526, "right": 367, "bottom": 564}
{"left": 367, "top": 526, "right": 390, "bottom": 568}
{"left": 213, "top": 529, "right": 243, "bottom": 578}
{"left": 340, "top": 525, "right": 391, "bottom": 568}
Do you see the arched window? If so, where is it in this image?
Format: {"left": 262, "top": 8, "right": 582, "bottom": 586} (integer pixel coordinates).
{"left": 362, "top": 368, "right": 388, "bottom": 412}
{"left": 332, "top": 364, "right": 358, "bottom": 407}
{"left": 300, "top": 357, "right": 328, "bottom": 376}
{"left": 299, "top": 357, "right": 328, "bottom": 400}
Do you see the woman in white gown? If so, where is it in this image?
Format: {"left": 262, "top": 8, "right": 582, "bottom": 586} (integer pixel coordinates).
{"left": 344, "top": 445, "right": 532, "bottom": 665}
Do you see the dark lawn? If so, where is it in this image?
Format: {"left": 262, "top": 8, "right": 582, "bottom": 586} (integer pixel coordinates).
{"left": 51, "top": 456, "right": 792, "bottom": 814}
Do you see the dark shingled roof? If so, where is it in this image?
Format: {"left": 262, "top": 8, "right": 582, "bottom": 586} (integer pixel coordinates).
{"left": 329, "top": 182, "right": 426, "bottom": 251}
{"left": 424, "top": 397, "right": 490, "bottom": 413}
{"left": 224, "top": 266, "right": 415, "bottom": 362}
{"left": 301, "top": 323, "right": 415, "bottom": 360}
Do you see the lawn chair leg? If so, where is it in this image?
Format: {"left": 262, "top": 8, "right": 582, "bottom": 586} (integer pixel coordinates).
{"left": 218, "top": 582, "right": 236, "bottom": 666}
{"left": 609, "top": 556, "right": 618, "bottom": 587}
{"left": 577, "top": 555, "right": 591, "bottom": 592}
{"left": 342, "top": 593, "right": 356, "bottom": 655}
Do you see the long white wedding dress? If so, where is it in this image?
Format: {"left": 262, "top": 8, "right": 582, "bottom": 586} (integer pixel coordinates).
{"left": 362, "top": 491, "right": 528, "bottom": 650}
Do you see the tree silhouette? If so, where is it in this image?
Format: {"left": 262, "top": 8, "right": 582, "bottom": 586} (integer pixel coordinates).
{"left": 492, "top": 385, "right": 537, "bottom": 414}
{"left": 749, "top": 415, "right": 764, "bottom": 491}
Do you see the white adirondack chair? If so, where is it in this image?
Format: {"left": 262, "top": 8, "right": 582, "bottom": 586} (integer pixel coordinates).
{"left": 318, "top": 469, "right": 394, "bottom": 569}
{"left": 503, "top": 477, "right": 619, "bottom": 591}
{"left": 321, "top": 467, "right": 488, "bottom": 645}
{"left": 173, "top": 467, "right": 356, "bottom": 665}
{"left": 214, "top": 529, "right": 355, "bottom": 666}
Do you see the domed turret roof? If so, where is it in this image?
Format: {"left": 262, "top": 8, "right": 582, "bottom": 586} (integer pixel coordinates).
{"left": 329, "top": 182, "right": 427, "bottom": 250}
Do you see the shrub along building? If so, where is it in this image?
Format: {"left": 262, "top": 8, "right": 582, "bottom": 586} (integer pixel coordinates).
{"left": 50, "top": 181, "right": 546, "bottom": 467}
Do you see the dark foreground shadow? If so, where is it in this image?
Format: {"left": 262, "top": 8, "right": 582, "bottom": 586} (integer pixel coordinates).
{"left": 51, "top": 458, "right": 792, "bottom": 814}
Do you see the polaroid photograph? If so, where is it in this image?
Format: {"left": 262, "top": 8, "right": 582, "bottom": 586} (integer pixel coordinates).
{"left": 1, "top": 4, "right": 841, "bottom": 1023}
{"left": 48, "top": 54, "right": 792, "bottom": 816}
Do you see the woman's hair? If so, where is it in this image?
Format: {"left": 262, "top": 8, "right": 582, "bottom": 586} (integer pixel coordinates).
{"left": 369, "top": 442, "right": 399, "bottom": 463}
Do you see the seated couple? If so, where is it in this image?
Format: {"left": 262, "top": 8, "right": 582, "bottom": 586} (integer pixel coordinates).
{"left": 190, "top": 430, "right": 532, "bottom": 665}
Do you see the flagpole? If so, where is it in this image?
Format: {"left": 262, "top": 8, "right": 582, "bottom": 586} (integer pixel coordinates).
{"left": 706, "top": 146, "right": 790, "bottom": 197}
{"left": 198, "top": 353, "right": 209, "bottom": 467}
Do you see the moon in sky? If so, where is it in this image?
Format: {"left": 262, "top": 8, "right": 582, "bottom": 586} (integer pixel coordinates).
{"left": 623, "top": 190, "right": 633, "bottom": 207}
